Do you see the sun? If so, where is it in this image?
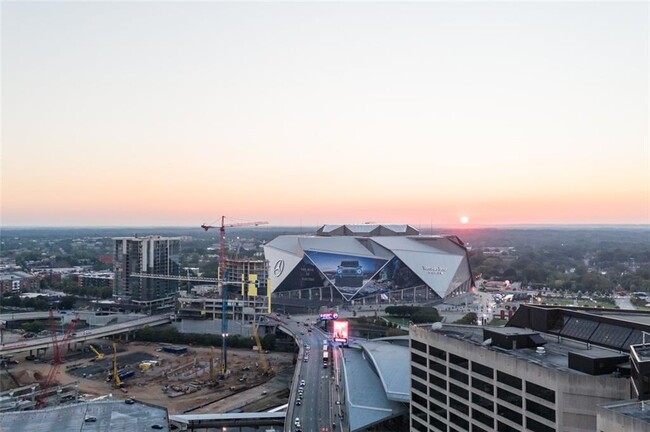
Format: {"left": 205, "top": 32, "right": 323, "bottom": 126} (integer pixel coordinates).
{"left": 460, "top": 216, "right": 469, "bottom": 224}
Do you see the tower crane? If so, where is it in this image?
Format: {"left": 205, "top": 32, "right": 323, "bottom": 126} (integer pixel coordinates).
{"left": 201, "top": 216, "right": 268, "bottom": 373}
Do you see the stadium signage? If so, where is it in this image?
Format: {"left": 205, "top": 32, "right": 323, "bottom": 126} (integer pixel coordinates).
{"left": 422, "top": 265, "right": 447, "bottom": 275}
{"left": 273, "top": 259, "right": 285, "bottom": 276}
{"left": 320, "top": 312, "right": 339, "bottom": 320}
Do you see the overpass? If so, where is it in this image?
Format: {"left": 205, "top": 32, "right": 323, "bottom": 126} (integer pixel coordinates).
{"left": 0, "top": 314, "right": 171, "bottom": 356}
{"left": 169, "top": 412, "right": 285, "bottom": 430}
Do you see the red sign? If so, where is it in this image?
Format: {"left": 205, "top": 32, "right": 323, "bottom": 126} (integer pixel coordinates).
{"left": 332, "top": 320, "right": 349, "bottom": 343}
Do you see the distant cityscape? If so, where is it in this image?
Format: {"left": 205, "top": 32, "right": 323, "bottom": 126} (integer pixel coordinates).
{"left": 0, "top": 225, "right": 649, "bottom": 431}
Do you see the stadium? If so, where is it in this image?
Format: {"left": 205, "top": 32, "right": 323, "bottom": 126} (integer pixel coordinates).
{"left": 263, "top": 224, "right": 474, "bottom": 309}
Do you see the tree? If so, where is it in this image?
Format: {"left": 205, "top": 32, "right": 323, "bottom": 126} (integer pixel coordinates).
{"left": 454, "top": 312, "right": 478, "bottom": 325}
{"left": 58, "top": 295, "right": 77, "bottom": 310}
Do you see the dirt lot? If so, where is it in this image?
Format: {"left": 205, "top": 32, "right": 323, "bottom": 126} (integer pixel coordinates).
{"left": 9, "top": 341, "right": 294, "bottom": 414}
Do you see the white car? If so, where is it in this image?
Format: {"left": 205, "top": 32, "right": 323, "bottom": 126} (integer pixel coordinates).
{"left": 294, "top": 417, "right": 301, "bottom": 427}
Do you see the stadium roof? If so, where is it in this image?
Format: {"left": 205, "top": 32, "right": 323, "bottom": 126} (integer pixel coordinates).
{"left": 357, "top": 339, "right": 410, "bottom": 402}
{"left": 317, "top": 224, "right": 419, "bottom": 237}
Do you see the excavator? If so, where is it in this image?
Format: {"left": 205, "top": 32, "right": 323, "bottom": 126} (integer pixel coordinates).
{"left": 88, "top": 344, "right": 105, "bottom": 361}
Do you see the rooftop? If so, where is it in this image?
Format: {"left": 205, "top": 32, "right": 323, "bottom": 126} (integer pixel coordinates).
{"left": 0, "top": 399, "right": 169, "bottom": 431}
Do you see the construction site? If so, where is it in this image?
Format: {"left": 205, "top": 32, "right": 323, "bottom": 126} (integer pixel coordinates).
{"left": 1, "top": 338, "right": 294, "bottom": 415}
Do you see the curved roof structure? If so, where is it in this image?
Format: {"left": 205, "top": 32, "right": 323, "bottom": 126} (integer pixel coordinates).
{"left": 317, "top": 224, "right": 419, "bottom": 237}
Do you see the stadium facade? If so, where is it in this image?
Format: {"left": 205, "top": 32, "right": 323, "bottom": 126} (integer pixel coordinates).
{"left": 263, "top": 224, "right": 474, "bottom": 304}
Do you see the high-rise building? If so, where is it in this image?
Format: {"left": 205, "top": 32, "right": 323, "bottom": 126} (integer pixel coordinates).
{"left": 113, "top": 236, "right": 181, "bottom": 306}
{"left": 410, "top": 305, "right": 650, "bottom": 432}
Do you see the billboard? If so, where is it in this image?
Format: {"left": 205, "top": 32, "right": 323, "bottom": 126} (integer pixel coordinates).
{"left": 320, "top": 312, "right": 339, "bottom": 321}
{"left": 332, "top": 320, "right": 349, "bottom": 344}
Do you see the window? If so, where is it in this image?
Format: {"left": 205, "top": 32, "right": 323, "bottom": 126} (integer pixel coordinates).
{"left": 430, "top": 359, "right": 447, "bottom": 375}
{"left": 412, "top": 404, "right": 427, "bottom": 423}
{"left": 526, "top": 417, "right": 555, "bottom": 432}
{"left": 472, "top": 361, "right": 494, "bottom": 379}
{"left": 450, "top": 397, "right": 469, "bottom": 415}
{"left": 412, "top": 418, "right": 429, "bottom": 432}
{"left": 429, "top": 414, "right": 447, "bottom": 431}
{"left": 450, "top": 413, "right": 469, "bottom": 430}
{"left": 497, "top": 387, "right": 522, "bottom": 407}
{"left": 412, "top": 365, "right": 427, "bottom": 380}
{"left": 472, "top": 408, "right": 494, "bottom": 429}
{"left": 472, "top": 424, "right": 489, "bottom": 432}
{"left": 526, "top": 381, "right": 555, "bottom": 403}
{"left": 450, "top": 368, "right": 469, "bottom": 385}
{"left": 527, "top": 399, "right": 556, "bottom": 422}
{"left": 497, "top": 371, "right": 522, "bottom": 390}
{"left": 430, "top": 399, "right": 447, "bottom": 419}
{"left": 450, "top": 353, "right": 469, "bottom": 369}
{"left": 412, "top": 352, "right": 427, "bottom": 367}
{"left": 412, "top": 379, "right": 427, "bottom": 394}
{"left": 497, "top": 421, "right": 520, "bottom": 432}
{"left": 429, "top": 373, "right": 446, "bottom": 390}
{"left": 429, "top": 386, "right": 447, "bottom": 404}
{"left": 498, "top": 404, "right": 522, "bottom": 425}
{"left": 450, "top": 383, "right": 469, "bottom": 400}
{"left": 472, "top": 393, "right": 494, "bottom": 412}
{"left": 430, "top": 345, "right": 446, "bottom": 360}
{"left": 412, "top": 392, "right": 427, "bottom": 409}
{"left": 472, "top": 376, "right": 494, "bottom": 395}
{"left": 412, "top": 340, "right": 427, "bottom": 354}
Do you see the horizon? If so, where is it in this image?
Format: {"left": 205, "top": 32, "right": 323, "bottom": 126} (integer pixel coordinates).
{"left": 2, "top": 2, "right": 648, "bottom": 227}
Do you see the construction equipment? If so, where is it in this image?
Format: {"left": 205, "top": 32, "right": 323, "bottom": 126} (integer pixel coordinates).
{"left": 88, "top": 344, "right": 104, "bottom": 361}
{"left": 201, "top": 216, "right": 268, "bottom": 373}
{"left": 253, "top": 321, "right": 274, "bottom": 377}
{"left": 37, "top": 311, "right": 79, "bottom": 407}
{"left": 111, "top": 342, "right": 122, "bottom": 389}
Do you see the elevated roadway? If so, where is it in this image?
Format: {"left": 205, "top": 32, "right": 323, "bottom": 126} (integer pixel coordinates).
{"left": 0, "top": 314, "right": 171, "bottom": 356}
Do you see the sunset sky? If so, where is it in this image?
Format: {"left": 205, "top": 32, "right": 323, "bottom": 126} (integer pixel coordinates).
{"left": 2, "top": 2, "right": 648, "bottom": 228}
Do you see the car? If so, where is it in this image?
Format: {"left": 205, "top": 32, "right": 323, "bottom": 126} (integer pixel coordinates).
{"left": 84, "top": 416, "right": 97, "bottom": 423}
{"left": 335, "top": 260, "right": 364, "bottom": 287}
{"left": 300, "top": 380, "right": 305, "bottom": 386}
{"left": 151, "top": 425, "right": 164, "bottom": 430}
{"left": 304, "top": 358, "right": 308, "bottom": 362}
{"left": 295, "top": 399, "right": 302, "bottom": 405}
{"left": 294, "top": 417, "right": 301, "bottom": 427}
{"left": 125, "top": 398, "right": 135, "bottom": 405}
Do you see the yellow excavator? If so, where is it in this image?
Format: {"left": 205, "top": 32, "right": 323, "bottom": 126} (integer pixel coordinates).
{"left": 88, "top": 344, "right": 105, "bottom": 361}
{"left": 112, "top": 342, "right": 122, "bottom": 389}
{"left": 253, "top": 321, "right": 274, "bottom": 377}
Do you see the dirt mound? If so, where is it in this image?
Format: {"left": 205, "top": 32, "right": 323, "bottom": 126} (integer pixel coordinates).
{"left": 14, "top": 369, "right": 44, "bottom": 386}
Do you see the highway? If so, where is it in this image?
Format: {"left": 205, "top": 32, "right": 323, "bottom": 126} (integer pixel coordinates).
{"left": 282, "top": 316, "right": 333, "bottom": 432}
{"left": 0, "top": 314, "right": 171, "bottom": 356}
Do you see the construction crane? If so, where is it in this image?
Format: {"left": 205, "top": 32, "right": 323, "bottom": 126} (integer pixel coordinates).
{"left": 88, "top": 344, "right": 105, "bottom": 361}
{"left": 37, "top": 311, "right": 79, "bottom": 407}
{"left": 253, "top": 320, "right": 274, "bottom": 377}
{"left": 201, "top": 216, "right": 268, "bottom": 373}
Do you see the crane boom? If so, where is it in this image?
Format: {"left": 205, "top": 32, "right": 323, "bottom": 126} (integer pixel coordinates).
{"left": 201, "top": 216, "right": 268, "bottom": 373}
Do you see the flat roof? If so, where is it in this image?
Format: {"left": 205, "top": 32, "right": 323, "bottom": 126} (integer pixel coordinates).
{"left": 601, "top": 399, "right": 650, "bottom": 424}
{"left": 0, "top": 400, "right": 169, "bottom": 432}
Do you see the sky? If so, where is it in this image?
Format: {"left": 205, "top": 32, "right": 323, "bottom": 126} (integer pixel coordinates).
{"left": 1, "top": 1, "right": 648, "bottom": 228}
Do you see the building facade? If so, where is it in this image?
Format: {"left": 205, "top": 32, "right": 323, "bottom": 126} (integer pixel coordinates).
{"left": 113, "top": 236, "right": 181, "bottom": 305}
{"left": 263, "top": 224, "right": 473, "bottom": 305}
{"left": 409, "top": 305, "right": 650, "bottom": 432}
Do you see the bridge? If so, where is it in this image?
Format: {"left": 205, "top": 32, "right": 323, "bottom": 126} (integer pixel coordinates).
{"left": 169, "top": 412, "right": 285, "bottom": 430}
{"left": 0, "top": 314, "right": 171, "bottom": 356}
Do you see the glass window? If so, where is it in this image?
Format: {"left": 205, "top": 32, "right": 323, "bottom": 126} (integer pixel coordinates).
{"left": 430, "top": 399, "right": 447, "bottom": 419}
{"left": 527, "top": 399, "right": 556, "bottom": 422}
{"left": 497, "top": 387, "right": 522, "bottom": 407}
{"left": 412, "top": 392, "right": 427, "bottom": 409}
{"left": 472, "top": 361, "right": 494, "bottom": 379}
{"left": 590, "top": 323, "right": 632, "bottom": 350}
{"left": 498, "top": 371, "right": 522, "bottom": 390}
{"left": 450, "top": 353, "right": 469, "bottom": 369}
{"left": 526, "top": 381, "right": 555, "bottom": 403}
{"left": 412, "top": 418, "right": 429, "bottom": 432}
{"left": 412, "top": 404, "right": 427, "bottom": 423}
{"left": 559, "top": 317, "right": 599, "bottom": 341}
{"left": 430, "top": 415, "right": 447, "bottom": 432}
{"left": 472, "top": 424, "right": 489, "bottom": 432}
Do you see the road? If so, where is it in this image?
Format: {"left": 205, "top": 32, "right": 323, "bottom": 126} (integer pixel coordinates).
{"left": 281, "top": 316, "right": 332, "bottom": 432}
{"left": 615, "top": 295, "right": 636, "bottom": 310}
